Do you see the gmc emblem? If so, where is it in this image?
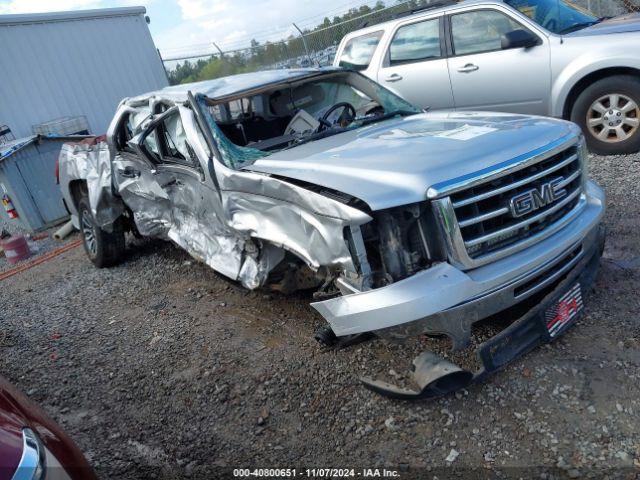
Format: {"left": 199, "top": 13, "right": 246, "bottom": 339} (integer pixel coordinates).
{"left": 509, "top": 177, "right": 567, "bottom": 218}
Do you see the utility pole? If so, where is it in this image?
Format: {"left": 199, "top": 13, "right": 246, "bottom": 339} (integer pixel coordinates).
{"left": 292, "top": 23, "right": 314, "bottom": 66}
{"left": 212, "top": 42, "right": 224, "bottom": 58}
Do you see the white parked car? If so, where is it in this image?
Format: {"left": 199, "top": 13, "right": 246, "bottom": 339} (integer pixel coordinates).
{"left": 334, "top": 0, "right": 640, "bottom": 155}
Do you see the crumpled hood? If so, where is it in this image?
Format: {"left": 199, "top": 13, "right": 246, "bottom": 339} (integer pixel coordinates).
{"left": 245, "top": 111, "right": 579, "bottom": 210}
{"left": 566, "top": 12, "right": 640, "bottom": 36}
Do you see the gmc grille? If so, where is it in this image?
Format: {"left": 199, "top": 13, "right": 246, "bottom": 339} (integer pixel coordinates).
{"left": 449, "top": 145, "right": 582, "bottom": 259}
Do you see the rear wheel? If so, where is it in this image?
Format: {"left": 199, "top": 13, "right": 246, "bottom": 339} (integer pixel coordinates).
{"left": 78, "top": 196, "right": 125, "bottom": 268}
{"left": 571, "top": 75, "right": 640, "bottom": 155}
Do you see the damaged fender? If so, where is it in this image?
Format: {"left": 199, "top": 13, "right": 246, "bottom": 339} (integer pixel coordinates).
{"left": 59, "top": 141, "right": 124, "bottom": 229}
{"left": 221, "top": 169, "right": 372, "bottom": 274}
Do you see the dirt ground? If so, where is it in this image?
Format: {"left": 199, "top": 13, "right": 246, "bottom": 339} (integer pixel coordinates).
{"left": 1, "top": 152, "right": 639, "bottom": 479}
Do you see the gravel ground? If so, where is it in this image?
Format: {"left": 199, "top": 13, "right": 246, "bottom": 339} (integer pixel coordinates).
{"left": 1, "top": 153, "right": 639, "bottom": 479}
{"left": 0, "top": 210, "right": 29, "bottom": 236}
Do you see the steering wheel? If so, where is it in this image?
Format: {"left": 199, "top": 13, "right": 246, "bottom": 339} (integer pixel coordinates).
{"left": 318, "top": 102, "right": 356, "bottom": 131}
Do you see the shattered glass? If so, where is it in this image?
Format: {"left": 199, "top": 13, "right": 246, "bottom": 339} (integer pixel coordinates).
{"left": 195, "top": 94, "right": 269, "bottom": 169}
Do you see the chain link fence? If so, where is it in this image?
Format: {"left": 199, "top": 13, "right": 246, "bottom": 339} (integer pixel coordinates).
{"left": 163, "top": 0, "right": 638, "bottom": 85}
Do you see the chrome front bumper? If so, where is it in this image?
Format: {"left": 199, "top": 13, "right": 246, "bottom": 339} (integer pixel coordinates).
{"left": 312, "top": 180, "right": 605, "bottom": 346}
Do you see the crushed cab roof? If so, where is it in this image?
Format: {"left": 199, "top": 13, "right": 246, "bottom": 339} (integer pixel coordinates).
{"left": 126, "top": 67, "right": 343, "bottom": 105}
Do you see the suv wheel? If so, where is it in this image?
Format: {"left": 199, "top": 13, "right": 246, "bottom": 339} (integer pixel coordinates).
{"left": 570, "top": 75, "right": 640, "bottom": 155}
{"left": 78, "top": 195, "right": 125, "bottom": 268}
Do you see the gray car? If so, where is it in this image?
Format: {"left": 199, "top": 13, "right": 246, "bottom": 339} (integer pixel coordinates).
{"left": 334, "top": 0, "right": 640, "bottom": 155}
{"left": 59, "top": 68, "right": 604, "bottom": 397}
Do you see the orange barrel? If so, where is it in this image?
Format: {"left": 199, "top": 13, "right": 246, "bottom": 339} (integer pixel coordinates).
{"left": 1, "top": 235, "right": 31, "bottom": 265}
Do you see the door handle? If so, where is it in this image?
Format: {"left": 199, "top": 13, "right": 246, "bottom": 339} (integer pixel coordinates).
{"left": 118, "top": 166, "right": 140, "bottom": 178}
{"left": 385, "top": 73, "right": 403, "bottom": 82}
{"left": 457, "top": 63, "right": 479, "bottom": 73}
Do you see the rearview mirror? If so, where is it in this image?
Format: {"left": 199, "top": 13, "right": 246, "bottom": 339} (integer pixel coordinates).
{"left": 501, "top": 29, "right": 540, "bottom": 50}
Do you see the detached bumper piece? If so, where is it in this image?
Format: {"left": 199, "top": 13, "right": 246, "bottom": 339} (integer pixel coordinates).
{"left": 361, "top": 351, "right": 474, "bottom": 400}
{"left": 361, "top": 230, "right": 603, "bottom": 400}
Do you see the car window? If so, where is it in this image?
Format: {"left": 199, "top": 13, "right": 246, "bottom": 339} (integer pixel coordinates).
{"left": 451, "top": 10, "right": 523, "bottom": 56}
{"left": 143, "top": 131, "right": 161, "bottom": 162}
{"left": 269, "top": 79, "right": 373, "bottom": 119}
{"left": 338, "top": 31, "right": 383, "bottom": 71}
{"left": 158, "top": 112, "right": 192, "bottom": 164}
{"left": 116, "top": 114, "right": 135, "bottom": 152}
{"left": 117, "top": 108, "right": 152, "bottom": 153}
{"left": 140, "top": 111, "right": 198, "bottom": 168}
{"left": 389, "top": 18, "right": 441, "bottom": 65}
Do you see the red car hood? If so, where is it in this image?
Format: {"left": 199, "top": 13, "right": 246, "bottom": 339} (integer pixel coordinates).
{"left": 0, "top": 376, "right": 96, "bottom": 480}
{"left": 0, "top": 389, "right": 23, "bottom": 480}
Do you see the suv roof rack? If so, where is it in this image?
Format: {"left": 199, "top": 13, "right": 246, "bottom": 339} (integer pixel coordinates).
{"left": 393, "top": 0, "right": 459, "bottom": 18}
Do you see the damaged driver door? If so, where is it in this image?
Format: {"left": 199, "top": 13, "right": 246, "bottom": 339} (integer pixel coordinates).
{"left": 125, "top": 105, "right": 241, "bottom": 278}
{"left": 112, "top": 107, "right": 178, "bottom": 238}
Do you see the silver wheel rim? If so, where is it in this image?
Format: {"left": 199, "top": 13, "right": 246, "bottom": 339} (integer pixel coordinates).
{"left": 587, "top": 93, "right": 639, "bottom": 143}
{"left": 81, "top": 209, "right": 98, "bottom": 256}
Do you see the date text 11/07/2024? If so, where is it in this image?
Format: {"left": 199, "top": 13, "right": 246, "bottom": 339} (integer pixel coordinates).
{"left": 232, "top": 468, "right": 401, "bottom": 477}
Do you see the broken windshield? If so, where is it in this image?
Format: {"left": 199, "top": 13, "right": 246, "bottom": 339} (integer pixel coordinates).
{"left": 196, "top": 71, "right": 421, "bottom": 169}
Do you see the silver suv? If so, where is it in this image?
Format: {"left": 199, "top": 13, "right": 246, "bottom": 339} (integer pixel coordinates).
{"left": 334, "top": 0, "right": 640, "bottom": 155}
{"left": 59, "top": 68, "right": 604, "bottom": 397}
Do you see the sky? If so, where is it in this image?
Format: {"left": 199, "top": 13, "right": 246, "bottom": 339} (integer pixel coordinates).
{"left": 0, "top": 0, "right": 377, "bottom": 58}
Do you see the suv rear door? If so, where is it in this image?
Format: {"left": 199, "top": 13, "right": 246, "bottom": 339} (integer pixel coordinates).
{"left": 445, "top": 6, "right": 551, "bottom": 114}
{"left": 377, "top": 15, "right": 455, "bottom": 110}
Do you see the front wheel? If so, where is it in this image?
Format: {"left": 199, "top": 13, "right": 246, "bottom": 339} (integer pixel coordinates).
{"left": 570, "top": 75, "right": 640, "bottom": 155}
{"left": 78, "top": 196, "right": 125, "bottom": 268}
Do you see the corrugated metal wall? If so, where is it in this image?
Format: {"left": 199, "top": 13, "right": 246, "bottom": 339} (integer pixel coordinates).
{"left": 0, "top": 138, "right": 70, "bottom": 232}
{"left": 0, "top": 9, "right": 168, "bottom": 139}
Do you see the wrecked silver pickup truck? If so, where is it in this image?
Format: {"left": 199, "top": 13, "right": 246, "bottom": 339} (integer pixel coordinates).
{"left": 59, "top": 68, "right": 605, "bottom": 398}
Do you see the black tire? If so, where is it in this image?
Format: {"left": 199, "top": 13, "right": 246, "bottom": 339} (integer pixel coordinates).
{"left": 570, "top": 75, "right": 640, "bottom": 155}
{"left": 78, "top": 195, "right": 125, "bottom": 268}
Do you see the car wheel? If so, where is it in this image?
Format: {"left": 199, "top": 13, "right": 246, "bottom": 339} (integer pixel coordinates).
{"left": 570, "top": 75, "right": 640, "bottom": 155}
{"left": 78, "top": 195, "right": 125, "bottom": 268}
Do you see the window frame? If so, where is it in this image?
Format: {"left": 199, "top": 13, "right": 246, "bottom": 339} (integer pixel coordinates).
{"left": 138, "top": 107, "right": 201, "bottom": 171}
{"left": 115, "top": 108, "right": 152, "bottom": 155}
{"left": 446, "top": 7, "right": 541, "bottom": 58}
{"left": 115, "top": 112, "right": 136, "bottom": 154}
{"left": 384, "top": 16, "right": 445, "bottom": 68}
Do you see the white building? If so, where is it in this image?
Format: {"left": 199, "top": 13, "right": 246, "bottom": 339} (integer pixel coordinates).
{"left": 0, "top": 6, "right": 168, "bottom": 138}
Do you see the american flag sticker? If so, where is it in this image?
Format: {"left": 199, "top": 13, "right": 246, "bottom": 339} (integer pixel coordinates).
{"left": 545, "top": 283, "right": 583, "bottom": 337}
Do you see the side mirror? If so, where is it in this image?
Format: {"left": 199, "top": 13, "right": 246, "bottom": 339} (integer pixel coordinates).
{"left": 501, "top": 29, "right": 540, "bottom": 50}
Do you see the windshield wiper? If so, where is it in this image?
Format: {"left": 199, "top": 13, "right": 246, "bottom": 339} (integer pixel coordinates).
{"left": 357, "top": 109, "right": 418, "bottom": 127}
